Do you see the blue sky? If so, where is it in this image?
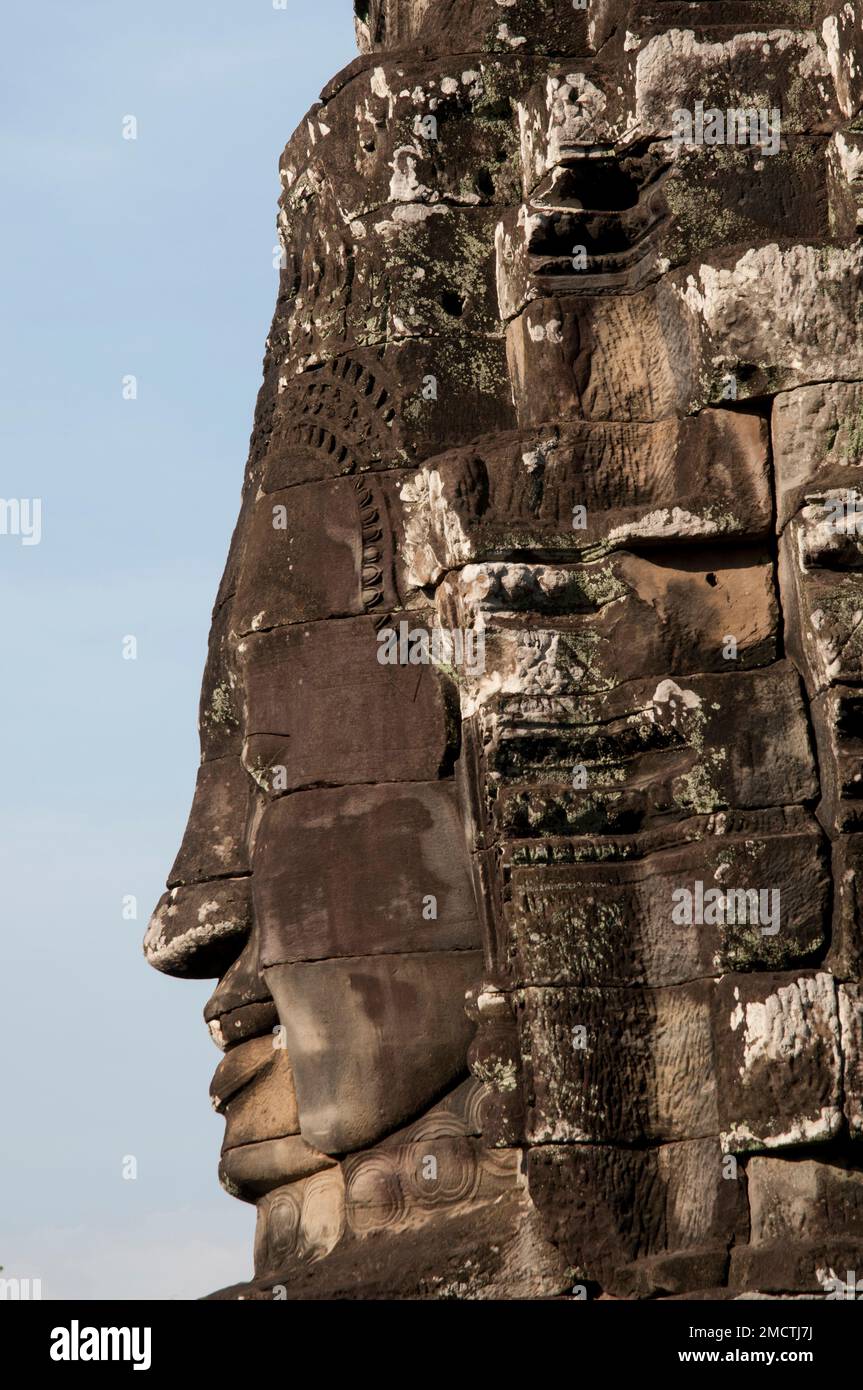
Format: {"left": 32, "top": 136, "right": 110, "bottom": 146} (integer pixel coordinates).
{"left": 0, "top": 0, "right": 356, "bottom": 1299}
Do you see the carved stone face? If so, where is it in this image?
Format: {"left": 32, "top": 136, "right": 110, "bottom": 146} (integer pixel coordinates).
{"left": 148, "top": 0, "right": 863, "bottom": 1298}
{"left": 147, "top": 544, "right": 484, "bottom": 1186}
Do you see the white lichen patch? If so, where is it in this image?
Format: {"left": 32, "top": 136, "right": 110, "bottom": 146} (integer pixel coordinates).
{"left": 399, "top": 468, "right": 473, "bottom": 587}
{"left": 674, "top": 244, "right": 863, "bottom": 387}
{"left": 144, "top": 907, "right": 244, "bottom": 975}
{"left": 370, "top": 67, "right": 391, "bottom": 101}
{"left": 822, "top": 5, "right": 863, "bottom": 118}
{"left": 388, "top": 144, "right": 434, "bottom": 203}
{"left": 496, "top": 25, "right": 526, "bottom": 48}
{"left": 473, "top": 1057, "right": 518, "bottom": 1093}
{"left": 521, "top": 438, "right": 557, "bottom": 472}
{"left": 373, "top": 201, "right": 449, "bottom": 241}
{"left": 652, "top": 679, "right": 702, "bottom": 713}
{"left": 722, "top": 1108, "right": 843, "bottom": 1153}
{"left": 527, "top": 318, "right": 562, "bottom": 343}
{"left": 724, "top": 973, "right": 842, "bottom": 1145}
{"left": 459, "top": 629, "right": 568, "bottom": 719}
{"left": 606, "top": 507, "right": 724, "bottom": 547}
{"left": 635, "top": 29, "right": 832, "bottom": 133}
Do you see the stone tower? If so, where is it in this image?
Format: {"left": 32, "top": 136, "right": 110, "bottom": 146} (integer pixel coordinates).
{"left": 147, "top": 0, "right": 863, "bottom": 1299}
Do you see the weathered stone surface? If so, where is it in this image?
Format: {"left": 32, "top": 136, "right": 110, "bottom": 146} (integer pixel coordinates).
{"left": 214, "top": 1181, "right": 570, "bottom": 1300}
{"left": 632, "top": 28, "right": 837, "bottom": 134}
{"left": 730, "top": 1156, "right": 863, "bottom": 1293}
{"left": 167, "top": 757, "right": 252, "bottom": 886}
{"left": 354, "top": 0, "right": 592, "bottom": 58}
{"left": 219, "top": 1135, "right": 335, "bottom": 1203}
{"left": 506, "top": 825, "right": 830, "bottom": 988}
{"left": 264, "top": 951, "right": 481, "bottom": 1154}
{"left": 208, "top": 1001, "right": 279, "bottom": 1052}
{"left": 822, "top": 0, "right": 863, "bottom": 120}
{"left": 145, "top": 878, "right": 252, "bottom": 979}
{"left": 239, "top": 617, "right": 456, "bottom": 791}
{"left": 828, "top": 835, "right": 863, "bottom": 981}
{"left": 232, "top": 476, "right": 403, "bottom": 633}
{"left": 262, "top": 352, "right": 410, "bottom": 484}
{"left": 773, "top": 383, "right": 863, "bottom": 528}
{"left": 730, "top": 1239, "right": 863, "bottom": 1296}
{"left": 467, "top": 664, "right": 818, "bottom": 824}
{"left": 507, "top": 291, "right": 692, "bottom": 426}
{"left": 780, "top": 512, "right": 863, "bottom": 696}
{"left": 839, "top": 983, "right": 863, "bottom": 1137}
{"left": 748, "top": 1156, "right": 863, "bottom": 1246}
{"left": 219, "top": 1048, "right": 302, "bottom": 1151}
{"left": 440, "top": 551, "right": 780, "bottom": 702}
{"left": 810, "top": 687, "right": 863, "bottom": 835}
{"left": 198, "top": 600, "right": 242, "bottom": 761}
{"left": 519, "top": 980, "right": 717, "bottom": 1145}
{"left": 660, "top": 142, "right": 832, "bottom": 271}
{"left": 400, "top": 413, "right": 771, "bottom": 583}
{"left": 213, "top": 1078, "right": 571, "bottom": 1299}
{"left": 209, "top": 1034, "right": 282, "bottom": 1111}
{"left": 254, "top": 782, "right": 480, "bottom": 965}
{"left": 671, "top": 246, "right": 863, "bottom": 406}
{"left": 715, "top": 972, "right": 843, "bottom": 1153}
{"left": 202, "top": 932, "right": 272, "bottom": 1036}
{"left": 528, "top": 1138, "right": 746, "bottom": 1297}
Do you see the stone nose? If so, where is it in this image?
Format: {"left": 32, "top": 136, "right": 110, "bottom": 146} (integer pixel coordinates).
{"left": 143, "top": 753, "right": 254, "bottom": 980}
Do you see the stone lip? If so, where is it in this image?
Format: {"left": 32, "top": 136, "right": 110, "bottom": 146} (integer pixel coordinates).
{"left": 209, "top": 1034, "right": 278, "bottom": 1113}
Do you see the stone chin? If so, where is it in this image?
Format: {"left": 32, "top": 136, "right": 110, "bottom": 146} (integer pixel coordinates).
{"left": 210, "top": 1030, "right": 334, "bottom": 1203}
{"left": 210, "top": 948, "right": 480, "bottom": 1203}
{"left": 219, "top": 1135, "right": 335, "bottom": 1204}
{"left": 262, "top": 952, "right": 481, "bottom": 1155}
